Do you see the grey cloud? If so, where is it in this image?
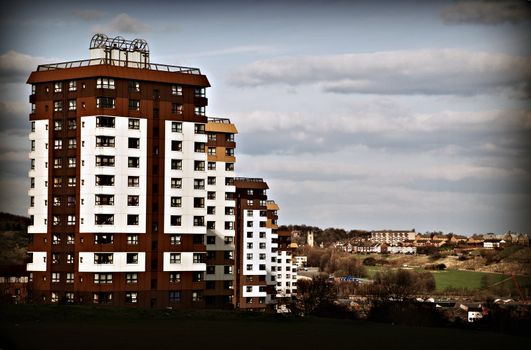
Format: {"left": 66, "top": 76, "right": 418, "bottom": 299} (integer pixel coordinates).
{"left": 71, "top": 9, "right": 105, "bottom": 21}
{"left": 94, "top": 13, "right": 151, "bottom": 34}
{"left": 230, "top": 49, "right": 531, "bottom": 97}
{"left": 0, "top": 101, "right": 29, "bottom": 133}
{"left": 441, "top": 0, "right": 531, "bottom": 25}
{"left": 0, "top": 51, "right": 48, "bottom": 83}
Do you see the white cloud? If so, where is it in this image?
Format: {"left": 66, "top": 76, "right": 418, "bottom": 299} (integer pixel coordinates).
{"left": 230, "top": 49, "right": 531, "bottom": 96}
{"left": 441, "top": 0, "right": 531, "bottom": 25}
{"left": 94, "top": 13, "right": 151, "bottom": 34}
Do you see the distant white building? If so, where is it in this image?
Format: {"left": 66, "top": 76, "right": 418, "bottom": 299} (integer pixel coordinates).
{"left": 371, "top": 230, "right": 416, "bottom": 245}
{"left": 294, "top": 256, "right": 307, "bottom": 268}
{"left": 387, "top": 246, "right": 416, "bottom": 254}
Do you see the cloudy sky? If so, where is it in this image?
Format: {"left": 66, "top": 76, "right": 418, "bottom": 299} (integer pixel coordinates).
{"left": 0, "top": 0, "right": 530, "bottom": 235}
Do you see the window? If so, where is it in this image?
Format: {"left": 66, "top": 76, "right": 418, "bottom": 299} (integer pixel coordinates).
{"left": 53, "top": 177, "right": 62, "bottom": 188}
{"left": 192, "top": 273, "right": 204, "bottom": 283}
{"left": 206, "top": 236, "right": 215, "bottom": 244}
{"left": 194, "top": 123, "right": 205, "bottom": 134}
{"left": 224, "top": 266, "right": 233, "bottom": 274}
{"left": 171, "top": 140, "right": 182, "bottom": 151}
{"left": 208, "top": 133, "right": 217, "bottom": 141}
{"left": 207, "top": 177, "right": 216, "bottom": 185}
{"left": 247, "top": 221, "right": 253, "bottom": 228}
{"left": 259, "top": 243, "right": 266, "bottom": 249}
{"left": 194, "top": 161, "right": 205, "bottom": 172}
{"left": 194, "top": 179, "right": 205, "bottom": 190}
{"left": 225, "top": 207, "right": 235, "bottom": 215}
{"left": 169, "top": 291, "right": 181, "bottom": 302}
{"left": 68, "top": 138, "right": 76, "bottom": 149}
{"left": 226, "top": 163, "right": 235, "bottom": 171}
{"left": 51, "top": 293, "right": 59, "bottom": 303}
{"left": 52, "top": 253, "right": 59, "bottom": 264}
{"left": 128, "top": 100, "right": 140, "bottom": 111}
{"left": 95, "top": 116, "right": 115, "bottom": 128}
{"left": 195, "top": 87, "right": 206, "bottom": 97}
{"left": 127, "top": 253, "right": 138, "bottom": 264}
{"left": 171, "top": 159, "right": 182, "bottom": 170}
{"left": 30, "top": 196, "right": 35, "bottom": 207}
{"left": 171, "top": 178, "right": 182, "bottom": 189}
{"left": 224, "top": 236, "right": 234, "bottom": 245}
{"left": 127, "top": 215, "right": 139, "bottom": 226}
{"left": 128, "top": 195, "right": 139, "bottom": 206}
{"left": 207, "top": 147, "right": 216, "bottom": 156}
{"left": 95, "top": 214, "right": 114, "bottom": 225}
{"left": 193, "top": 216, "right": 204, "bottom": 227}
{"left": 94, "top": 253, "right": 113, "bottom": 264}
{"left": 96, "top": 77, "right": 115, "bottom": 89}
{"left": 169, "top": 253, "right": 181, "bottom": 264}
{"left": 194, "top": 142, "right": 205, "bottom": 153}
{"left": 95, "top": 194, "right": 114, "bottom": 206}
{"left": 170, "top": 215, "right": 181, "bottom": 226}
{"left": 96, "top": 97, "right": 115, "bottom": 108}
{"left": 171, "top": 122, "right": 182, "bottom": 132}
{"left": 52, "top": 234, "right": 60, "bottom": 244}
{"left": 128, "top": 137, "right": 140, "bottom": 149}
{"left": 207, "top": 191, "right": 216, "bottom": 200}
{"left": 127, "top": 234, "right": 139, "bottom": 245}
{"left": 66, "top": 254, "right": 74, "bottom": 264}
{"left": 170, "top": 234, "right": 181, "bottom": 245}
{"left": 94, "top": 273, "right": 113, "bottom": 284}
{"left": 193, "top": 197, "right": 204, "bottom": 208}
{"left": 52, "top": 272, "right": 60, "bottom": 283}
{"left": 30, "top": 159, "right": 35, "bottom": 170}
{"left": 67, "top": 177, "right": 76, "bottom": 187}
{"left": 66, "top": 273, "right": 74, "bottom": 284}
{"left": 68, "top": 100, "right": 76, "bottom": 110}
{"left": 207, "top": 162, "right": 216, "bottom": 170}
{"left": 52, "top": 139, "right": 62, "bottom": 150}
{"left": 246, "top": 253, "right": 253, "bottom": 260}
{"left": 54, "top": 82, "right": 62, "bottom": 92}
{"left": 259, "top": 264, "right": 266, "bottom": 271}
{"left": 171, "top": 85, "right": 182, "bottom": 95}
{"left": 68, "top": 81, "right": 76, "bottom": 91}
{"left": 95, "top": 234, "right": 113, "bottom": 244}
{"left": 53, "top": 158, "right": 62, "bottom": 169}
{"left": 246, "top": 264, "right": 252, "bottom": 271}
{"left": 259, "top": 253, "right": 266, "bottom": 260}
{"left": 96, "top": 136, "right": 115, "bottom": 147}
{"left": 225, "top": 148, "right": 235, "bottom": 156}
{"left": 93, "top": 292, "right": 113, "bottom": 304}
{"left": 30, "top": 178, "right": 35, "bottom": 189}
{"left": 247, "top": 243, "right": 253, "bottom": 249}
{"left": 68, "top": 119, "right": 76, "bottom": 130}
{"left": 259, "top": 232, "right": 266, "bottom": 239}
{"left": 226, "top": 134, "right": 235, "bottom": 142}
{"left": 67, "top": 196, "right": 75, "bottom": 206}
{"left": 170, "top": 197, "right": 182, "bottom": 207}
{"left": 128, "top": 157, "right": 140, "bottom": 168}
{"left": 195, "top": 106, "right": 206, "bottom": 116}
{"left": 95, "top": 175, "right": 114, "bottom": 186}
{"left": 207, "top": 221, "right": 215, "bottom": 229}
{"left": 207, "top": 206, "right": 215, "bottom": 215}
{"left": 68, "top": 157, "right": 76, "bottom": 168}
{"left": 95, "top": 155, "right": 115, "bottom": 167}
{"left": 193, "top": 253, "right": 204, "bottom": 264}
{"left": 128, "top": 118, "right": 140, "bottom": 129}
{"left": 128, "top": 81, "right": 140, "bottom": 92}
{"left": 172, "top": 103, "right": 183, "bottom": 114}
{"left": 125, "top": 292, "right": 138, "bottom": 304}
{"left": 126, "top": 273, "right": 138, "bottom": 283}
{"left": 53, "top": 121, "right": 63, "bottom": 131}
{"left": 128, "top": 176, "right": 139, "bottom": 187}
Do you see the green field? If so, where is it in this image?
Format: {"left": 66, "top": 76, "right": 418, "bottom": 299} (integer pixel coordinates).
{"left": 366, "top": 266, "right": 530, "bottom": 292}
{"left": 0, "top": 305, "right": 528, "bottom": 349}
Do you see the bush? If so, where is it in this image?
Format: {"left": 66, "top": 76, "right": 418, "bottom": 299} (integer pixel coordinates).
{"left": 363, "top": 257, "right": 377, "bottom": 266}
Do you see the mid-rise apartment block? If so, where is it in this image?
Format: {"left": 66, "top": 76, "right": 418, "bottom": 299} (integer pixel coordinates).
{"left": 25, "top": 34, "right": 294, "bottom": 309}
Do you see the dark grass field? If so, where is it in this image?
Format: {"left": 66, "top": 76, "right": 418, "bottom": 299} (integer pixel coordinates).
{"left": 0, "top": 305, "right": 529, "bottom": 350}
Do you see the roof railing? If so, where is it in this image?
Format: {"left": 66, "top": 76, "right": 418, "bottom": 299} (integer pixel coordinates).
{"left": 36, "top": 58, "right": 201, "bottom": 75}
{"left": 208, "top": 117, "right": 232, "bottom": 124}
{"left": 235, "top": 177, "right": 264, "bottom": 182}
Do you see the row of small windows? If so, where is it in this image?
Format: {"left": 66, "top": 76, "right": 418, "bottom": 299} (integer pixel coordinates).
{"left": 34, "top": 80, "right": 206, "bottom": 98}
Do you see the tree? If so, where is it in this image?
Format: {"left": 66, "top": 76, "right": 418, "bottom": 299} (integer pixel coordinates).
{"left": 295, "top": 275, "right": 337, "bottom": 315}
{"left": 369, "top": 269, "right": 435, "bottom": 300}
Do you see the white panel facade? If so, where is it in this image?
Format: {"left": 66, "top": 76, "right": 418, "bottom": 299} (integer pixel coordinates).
{"left": 204, "top": 265, "right": 233, "bottom": 281}
{"left": 242, "top": 285, "right": 267, "bottom": 298}
{"left": 79, "top": 115, "right": 147, "bottom": 233}
{"left": 78, "top": 252, "right": 146, "bottom": 272}
{"left": 28, "top": 120, "right": 49, "bottom": 234}
{"left": 164, "top": 120, "right": 207, "bottom": 234}
{"left": 26, "top": 251, "right": 47, "bottom": 272}
{"left": 206, "top": 162, "right": 235, "bottom": 250}
{"left": 242, "top": 210, "right": 276, "bottom": 276}
{"left": 162, "top": 252, "right": 206, "bottom": 272}
{"left": 276, "top": 250, "right": 297, "bottom": 297}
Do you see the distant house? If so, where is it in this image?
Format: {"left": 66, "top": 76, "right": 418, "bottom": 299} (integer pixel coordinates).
{"left": 466, "top": 237, "right": 484, "bottom": 247}
{"left": 483, "top": 239, "right": 502, "bottom": 249}
{"left": 371, "top": 230, "right": 416, "bottom": 245}
{"left": 387, "top": 245, "right": 417, "bottom": 254}
{"left": 294, "top": 256, "right": 307, "bottom": 268}
{"left": 352, "top": 242, "right": 383, "bottom": 254}
{"left": 0, "top": 265, "right": 30, "bottom": 304}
